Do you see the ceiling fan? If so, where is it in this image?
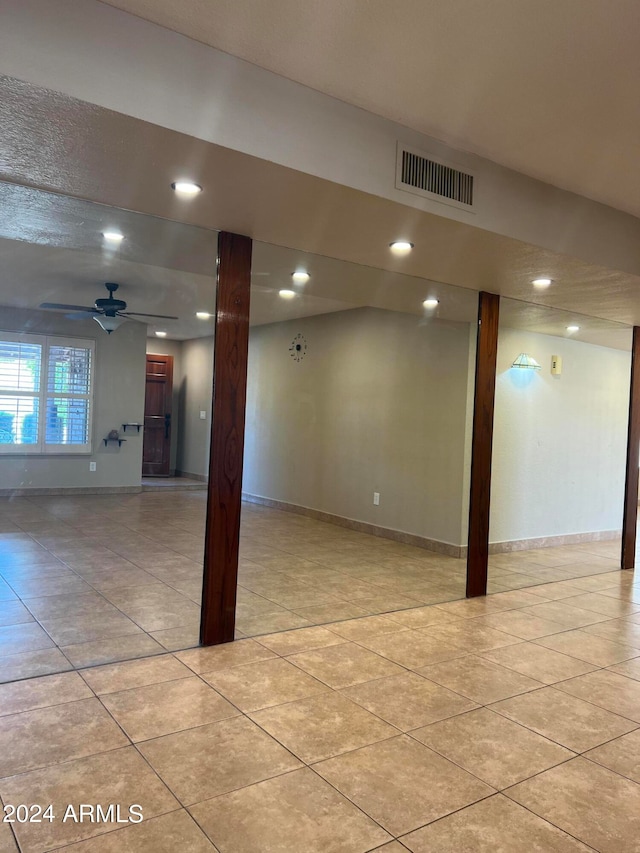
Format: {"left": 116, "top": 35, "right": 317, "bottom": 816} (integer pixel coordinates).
{"left": 39, "top": 282, "right": 178, "bottom": 334}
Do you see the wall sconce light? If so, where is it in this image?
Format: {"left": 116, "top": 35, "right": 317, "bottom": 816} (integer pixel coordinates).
{"left": 512, "top": 353, "right": 541, "bottom": 370}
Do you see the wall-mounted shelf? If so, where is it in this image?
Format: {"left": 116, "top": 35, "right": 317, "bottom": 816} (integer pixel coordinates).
{"left": 103, "top": 437, "right": 127, "bottom": 447}
{"left": 122, "top": 423, "right": 143, "bottom": 433}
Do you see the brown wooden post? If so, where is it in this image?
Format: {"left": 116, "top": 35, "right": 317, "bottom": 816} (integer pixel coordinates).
{"left": 466, "top": 291, "right": 500, "bottom": 597}
{"left": 621, "top": 326, "right": 640, "bottom": 570}
{"left": 200, "top": 231, "right": 252, "bottom": 644}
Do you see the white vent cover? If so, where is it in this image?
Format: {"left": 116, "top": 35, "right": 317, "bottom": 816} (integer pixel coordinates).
{"left": 396, "top": 144, "right": 475, "bottom": 211}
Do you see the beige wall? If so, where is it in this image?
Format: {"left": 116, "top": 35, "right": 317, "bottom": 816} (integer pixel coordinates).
{"left": 490, "top": 329, "right": 630, "bottom": 544}
{"left": 243, "top": 307, "right": 473, "bottom": 547}
{"left": 0, "top": 308, "right": 146, "bottom": 491}
{"left": 177, "top": 336, "right": 214, "bottom": 479}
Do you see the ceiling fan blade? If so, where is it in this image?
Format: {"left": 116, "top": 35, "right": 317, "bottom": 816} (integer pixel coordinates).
{"left": 121, "top": 312, "right": 179, "bottom": 320}
{"left": 40, "top": 303, "right": 97, "bottom": 312}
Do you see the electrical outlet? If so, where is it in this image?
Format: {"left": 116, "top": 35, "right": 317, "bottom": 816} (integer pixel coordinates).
{"left": 89, "top": 461, "right": 97, "bottom": 472}
{"left": 200, "top": 411, "right": 207, "bottom": 420}
{"left": 373, "top": 491, "right": 380, "bottom": 506}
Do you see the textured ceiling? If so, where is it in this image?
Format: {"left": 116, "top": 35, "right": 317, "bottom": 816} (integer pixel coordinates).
{"left": 2, "top": 78, "right": 640, "bottom": 332}
{"left": 101, "top": 0, "right": 640, "bottom": 218}
{"left": 0, "top": 185, "right": 629, "bottom": 349}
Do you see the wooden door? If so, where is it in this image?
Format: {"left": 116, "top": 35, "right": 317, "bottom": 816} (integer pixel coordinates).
{"left": 142, "top": 354, "right": 173, "bottom": 477}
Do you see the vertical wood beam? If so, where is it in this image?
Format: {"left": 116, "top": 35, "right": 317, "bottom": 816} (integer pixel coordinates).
{"left": 466, "top": 291, "right": 500, "bottom": 597}
{"left": 622, "top": 326, "right": 640, "bottom": 570}
{"left": 200, "top": 231, "right": 252, "bottom": 645}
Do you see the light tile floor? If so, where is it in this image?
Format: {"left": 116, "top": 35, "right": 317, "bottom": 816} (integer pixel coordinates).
{"left": 0, "top": 491, "right": 630, "bottom": 684}
{"left": 0, "top": 562, "right": 638, "bottom": 851}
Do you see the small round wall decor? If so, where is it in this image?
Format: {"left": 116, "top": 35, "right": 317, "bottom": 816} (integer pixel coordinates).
{"left": 289, "top": 333, "right": 307, "bottom": 362}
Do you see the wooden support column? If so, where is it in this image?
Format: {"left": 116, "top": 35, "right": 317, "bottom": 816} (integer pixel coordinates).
{"left": 621, "top": 326, "right": 640, "bottom": 570}
{"left": 200, "top": 231, "right": 252, "bottom": 645}
{"left": 466, "top": 291, "right": 500, "bottom": 597}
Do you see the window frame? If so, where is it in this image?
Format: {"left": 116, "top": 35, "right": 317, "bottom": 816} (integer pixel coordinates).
{"left": 0, "top": 331, "right": 95, "bottom": 455}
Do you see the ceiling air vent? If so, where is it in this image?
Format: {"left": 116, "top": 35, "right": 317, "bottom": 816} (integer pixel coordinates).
{"left": 396, "top": 145, "right": 475, "bottom": 211}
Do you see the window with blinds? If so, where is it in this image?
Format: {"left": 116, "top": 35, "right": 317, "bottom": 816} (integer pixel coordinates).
{"left": 0, "top": 334, "right": 94, "bottom": 453}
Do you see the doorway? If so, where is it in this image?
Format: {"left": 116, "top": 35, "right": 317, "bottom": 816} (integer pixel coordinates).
{"left": 142, "top": 353, "right": 173, "bottom": 477}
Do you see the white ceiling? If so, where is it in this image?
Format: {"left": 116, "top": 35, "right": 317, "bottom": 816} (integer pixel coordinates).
{"left": 101, "top": 0, "right": 640, "bottom": 219}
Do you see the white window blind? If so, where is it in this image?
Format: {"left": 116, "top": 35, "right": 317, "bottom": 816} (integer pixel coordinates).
{"left": 0, "top": 333, "right": 94, "bottom": 454}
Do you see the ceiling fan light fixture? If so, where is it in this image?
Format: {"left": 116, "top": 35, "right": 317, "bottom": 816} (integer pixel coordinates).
{"left": 94, "top": 315, "right": 127, "bottom": 335}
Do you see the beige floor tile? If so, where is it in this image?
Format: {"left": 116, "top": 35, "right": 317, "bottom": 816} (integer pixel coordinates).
{"left": 419, "top": 656, "right": 543, "bottom": 704}
{"left": 202, "top": 657, "right": 330, "bottom": 711}
{"left": 562, "top": 591, "right": 640, "bottom": 618}
{"left": 555, "top": 669, "right": 640, "bottom": 722}
{"left": 38, "top": 611, "right": 143, "bottom": 646}
{"left": 0, "top": 747, "right": 178, "bottom": 853}
{"left": 584, "top": 728, "right": 640, "bottom": 783}
{"left": 433, "top": 598, "right": 509, "bottom": 618}
{"left": 80, "top": 654, "right": 192, "bottom": 695}
{"left": 0, "top": 697, "right": 128, "bottom": 777}
{"left": 250, "top": 692, "right": 396, "bottom": 763}
{"left": 608, "top": 657, "right": 640, "bottom": 681}
{"left": 21, "top": 593, "right": 117, "bottom": 621}
{"left": 287, "top": 642, "right": 404, "bottom": 689}
{"left": 506, "top": 757, "right": 640, "bottom": 853}
{"left": 291, "top": 602, "right": 370, "bottom": 623}
{"left": 315, "top": 734, "right": 493, "bottom": 836}
{"left": 255, "top": 625, "right": 344, "bottom": 655}
{"left": 534, "top": 629, "right": 639, "bottom": 667}
{"left": 139, "top": 715, "right": 301, "bottom": 805}
{"left": 412, "top": 707, "right": 573, "bottom": 789}
{"left": 581, "top": 617, "right": 640, "bottom": 647}
{"left": 61, "top": 634, "right": 165, "bottom": 668}
{"left": 6, "top": 576, "right": 94, "bottom": 598}
{"left": 0, "top": 599, "right": 34, "bottom": 627}
{"left": 472, "top": 609, "right": 570, "bottom": 640}
{"left": 384, "top": 606, "right": 461, "bottom": 629}
{"left": 401, "top": 793, "right": 594, "bottom": 852}
{"left": 359, "top": 630, "right": 468, "bottom": 670}
{"left": 342, "top": 671, "right": 477, "bottom": 730}
{"left": 0, "top": 819, "right": 18, "bottom": 853}
{"left": 58, "top": 810, "right": 217, "bottom": 852}
{"left": 0, "top": 623, "right": 54, "bottom": 656}
{"left": 0, "top": 648, "right": 72, "bottom": 683}
{"left": 480, "top": 642, "right": 597, "bottom": 684}
{"left": 420, "top": 621, "right": 521, "bottom": 653}
{"left": 517, "top": 601, "right": 610, "bottom": 629}
{"left": 100, "top": 676, "right": 238, "bottom": 741}
{"left": 490, "top": 686, "right": 638, "bottom": 752}
{"left": 189, "top": 767, "right": 391, "bottom": 853}
{"left": 0, "top": 671, "right": 91, "bottom": 716}
{"left": 328, "top": 615, "right": 408, "bottom": 642}
{"left": 149, "top": 625, "right": 200, "bottom": 651}
{"left": 235, "top": 610, "right": 312, "bottom": 634}
{"left": 176, "top": 638, "right": 276, "bottom": 673}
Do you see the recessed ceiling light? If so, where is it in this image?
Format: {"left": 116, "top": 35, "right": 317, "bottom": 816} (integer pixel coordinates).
{"left": 566, "top": 325, "right": 580, "bottom": 332}
{"left": 102, "top": 231, "right": 124, "bottom": 242}
{"left": 155, "top": 331, "right": 167, "bottom": 337}
{"left": 532, "top": 278, "right": 552, "bottom": 288}
{"left": 196, "top": 312, "right": 212, "bottom": 319}
{"left": 292, "top": 271, "right": 310, "bottom": 284}
{"left": 423, "top": 298, "right": 439, "bottom": 308}
{"left": 389, "top": 240, "right": 414, "bottom": 255}
{"left": 171, "top": 181, "right": 203, "bottom": 196}
{"left": 279, "top": 289, "right": 296, "bottom": 299}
